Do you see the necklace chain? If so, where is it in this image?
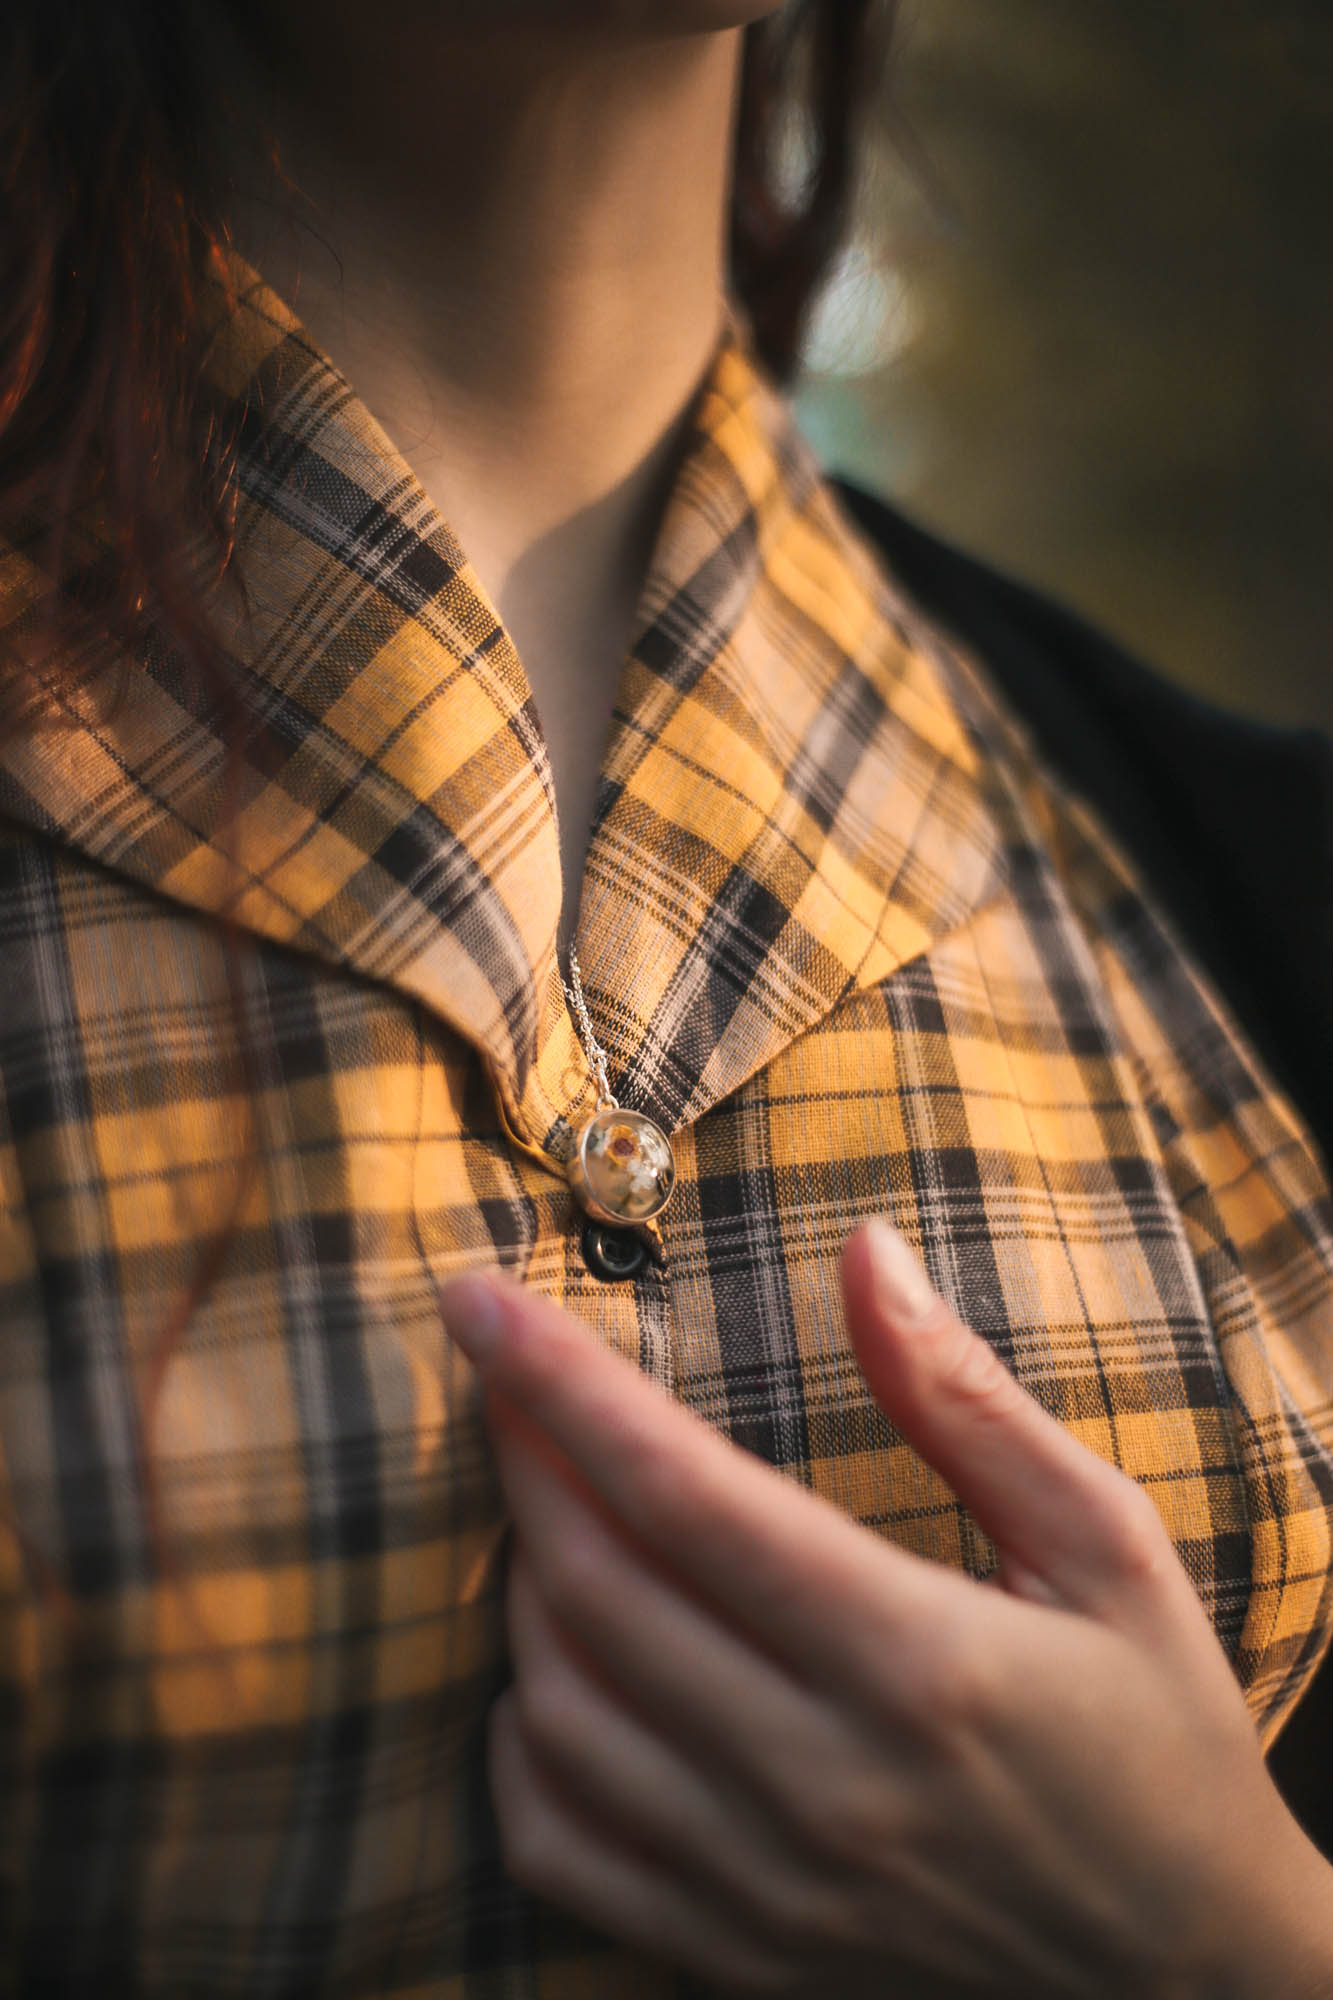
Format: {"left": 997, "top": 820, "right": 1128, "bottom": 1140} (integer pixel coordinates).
{"left": 563, "top": 942, "right": 617, "bottom": 1111}
{"left": 561, "top": 941, "right": 677, "bottom": 1226}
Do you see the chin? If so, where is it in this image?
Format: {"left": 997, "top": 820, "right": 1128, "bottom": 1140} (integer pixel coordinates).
{"left": 489, "top": 1, "right": 784, "bottom": 26}
{"left": 632, "top": 1, "right": 783, "bottom": 20}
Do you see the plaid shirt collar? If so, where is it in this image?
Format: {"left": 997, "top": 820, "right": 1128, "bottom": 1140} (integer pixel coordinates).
{"left": 0, "top": 255, "right": 1003, "bottom": 1156}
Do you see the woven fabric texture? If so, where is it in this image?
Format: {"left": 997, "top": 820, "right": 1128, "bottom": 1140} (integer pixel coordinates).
{"left": 0, "top": 257, "right": 1329, "bottom": 1996}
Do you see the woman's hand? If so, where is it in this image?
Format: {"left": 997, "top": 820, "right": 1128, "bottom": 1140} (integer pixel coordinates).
{"left": 441, "top": 1221, "right": 1333, "bottom": 1997}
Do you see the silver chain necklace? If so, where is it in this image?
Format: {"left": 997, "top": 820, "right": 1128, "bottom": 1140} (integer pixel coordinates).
{"left": 561, "top": 941, "right": 676, "bottom": 1227}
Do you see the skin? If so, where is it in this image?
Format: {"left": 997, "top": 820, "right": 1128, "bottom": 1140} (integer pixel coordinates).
{"left": 218, "top": 0, "right": 775, "bottom": 951}
{"left": 443, "top": 1225, "right": 1333, "bottom": 1996}
{"left": 214, "top": 6, "right": 1333, "bottom": 1987}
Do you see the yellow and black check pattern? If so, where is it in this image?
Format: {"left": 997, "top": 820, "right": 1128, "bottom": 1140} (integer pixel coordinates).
{"left": 0, "top": 255, "right": 1330, "bottom": 1995}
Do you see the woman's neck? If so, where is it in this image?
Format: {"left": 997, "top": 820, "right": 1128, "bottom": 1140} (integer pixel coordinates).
{"left": 218, "top": 11, "right": 746, "bottom": 951}
{"left": 220, "top": 14, "right": 741, "bottom": 615}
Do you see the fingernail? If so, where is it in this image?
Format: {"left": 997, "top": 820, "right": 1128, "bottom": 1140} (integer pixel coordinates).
{"left": 866, "top": 1218, "right": 938, "bottom": 1325}
{"left": 440, "top": 1275, "right": 506, "bottom": 1364}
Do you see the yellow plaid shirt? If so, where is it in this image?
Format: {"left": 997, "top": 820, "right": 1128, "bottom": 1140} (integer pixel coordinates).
{"left": 0, "top": 257, "right": 1331, "bottom": 1996}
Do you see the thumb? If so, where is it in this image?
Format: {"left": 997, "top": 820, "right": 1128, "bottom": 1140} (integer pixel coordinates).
{"left": 841, "top": 1219, "right": 1204, "bottom": 1644}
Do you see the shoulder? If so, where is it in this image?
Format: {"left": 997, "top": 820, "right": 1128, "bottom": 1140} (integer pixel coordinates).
{"left": 830, "top": 481, "right": 1333, "bottom": 1175}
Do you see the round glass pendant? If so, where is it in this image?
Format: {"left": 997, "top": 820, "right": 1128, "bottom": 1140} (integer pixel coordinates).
{"left": 567, "top": 1106, "right": 676, "bottom": 1225}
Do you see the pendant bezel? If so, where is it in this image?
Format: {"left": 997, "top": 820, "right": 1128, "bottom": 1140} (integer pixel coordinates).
{"left": 567, "top": 1104, "right": 676, "bottom": 1226}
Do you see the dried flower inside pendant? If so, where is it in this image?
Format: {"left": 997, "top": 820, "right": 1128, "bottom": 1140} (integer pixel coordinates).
{"left": 567, "top": 1106, "right": 676, "bottom": 1225}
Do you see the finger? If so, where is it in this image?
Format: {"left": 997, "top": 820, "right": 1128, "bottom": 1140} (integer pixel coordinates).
{"left": 841, "top": 1220, "right": 1209, "bottom": 1645}
{"left": 441, "top": 1274, "right": 995, "bottom": 1696}
{"left": 489, "top": 1689, "right": 796, "bottom": 1992}
{"left": 506, "top": 1550, "right": 847, "bottom": 1941}
{"left": 492, "top": 1405, "right": 867, "bottom": 1821}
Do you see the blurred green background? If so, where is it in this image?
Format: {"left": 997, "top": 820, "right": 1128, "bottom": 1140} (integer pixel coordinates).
{"left": 795, "top": 0, "right": 1333, "bottom": 733}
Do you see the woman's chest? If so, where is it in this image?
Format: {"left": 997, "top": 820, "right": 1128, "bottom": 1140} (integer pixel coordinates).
{"left": 0, "top": 885, "right": 1250, "bottom": 1649}
{"left": 4, "top": 866, "right": 1323, "bottom": 1992}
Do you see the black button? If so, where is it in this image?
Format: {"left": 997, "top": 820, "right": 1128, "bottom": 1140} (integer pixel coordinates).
{"left": 581, "top": 1220, "right": 649, "bottom": 1283}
